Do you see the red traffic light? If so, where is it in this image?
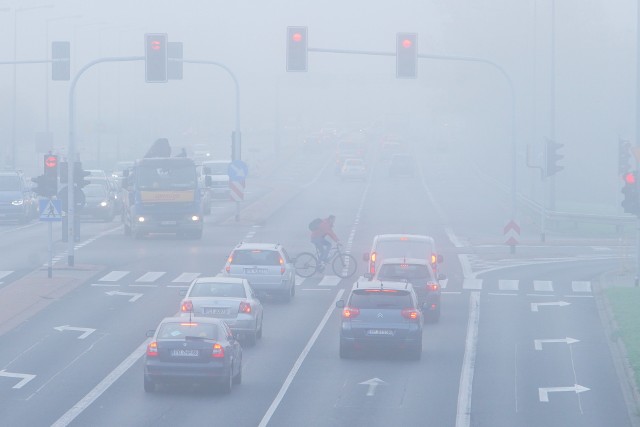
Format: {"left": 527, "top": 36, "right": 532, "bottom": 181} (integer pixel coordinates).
{"left": 150, "top": 40, "right": 162, "bottom": 51}
{"left": 625, "top": 172, "right": 636, "bottom": 184}
{"left": 292, "top": 32, "right": 303, "bottom": 43}
{"left": 45, "top": 155, "right": 57, "bottom": 168}
{"left": 402, "top": 39, "right": 413, "bottom": 49}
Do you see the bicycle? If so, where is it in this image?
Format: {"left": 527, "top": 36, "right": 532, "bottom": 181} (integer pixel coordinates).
{"left": 294, "top": 243, "right": 357, "bottom": 279}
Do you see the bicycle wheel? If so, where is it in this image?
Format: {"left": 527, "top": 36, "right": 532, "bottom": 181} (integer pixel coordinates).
{"left": 331, "top": 253, "right": 357, "bottom": 279}
{"left": 294, "top": 252, "right": 318, "bottom": 278}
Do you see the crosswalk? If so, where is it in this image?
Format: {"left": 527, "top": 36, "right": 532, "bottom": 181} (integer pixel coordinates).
{"left": 452, "top": 278, "right": 593, "bottom": 294}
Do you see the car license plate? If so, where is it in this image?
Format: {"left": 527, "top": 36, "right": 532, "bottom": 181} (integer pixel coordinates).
{"left": 244, "top": 268, "right": 267, "bottom": 274}
{"left": 367, "top": 329, "right": 394, "bottom": 336}
{"left": 171, "top": 349, "right": 199, "bottom": 357}
{"left": 160, "top": 220, "right": 177, "bottom": 226}
{"left": 204, "top": 307, "right": 228, "bottom": 315}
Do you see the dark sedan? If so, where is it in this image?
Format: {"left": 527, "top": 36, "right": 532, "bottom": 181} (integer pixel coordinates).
{"left": 79, "top": 183, "right": 115, "bottom": 222}
{"left": 144, "top": 317, "right": 242, "bottom": 393}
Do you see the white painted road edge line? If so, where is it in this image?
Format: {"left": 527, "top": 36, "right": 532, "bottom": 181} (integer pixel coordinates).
{"left": 258, "top": 289, "right": 345, "bottom": 427}
{"left": 455, "top": 291, "right": 480, "bottom": 427}
{"left": 51, "top": 339, "right": 150, "bottom": 427}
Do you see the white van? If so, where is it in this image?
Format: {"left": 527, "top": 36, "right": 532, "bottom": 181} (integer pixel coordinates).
{"left": 363, "top": 234, "right": 443, "bottom": 278}
{"left": 201, "top": 160, "right": 231, "bottom": 199}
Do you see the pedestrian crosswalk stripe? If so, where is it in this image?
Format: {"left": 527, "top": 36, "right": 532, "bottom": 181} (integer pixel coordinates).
{"left": 317, "top": 275, "right": 341, "bottom": 287}
{"left": 99, "top": 271, "right": 129, "bottom": 282}
{"left": 135, "top": 272, "right": 165, "bottom": 282}
{"left": 172, "top": 273, "right": 200, "bottom": 283}
{"left": 463, "top": 278, "right": 483, "bottom": 290}
{"left": 498, "top": 279, "right": 519, "bottom": 291}
{"left": 571, "top": 281, "right": 592, "bottom": 293}
{"left": 533, "top": 280, "right": 554, "bottom": 292}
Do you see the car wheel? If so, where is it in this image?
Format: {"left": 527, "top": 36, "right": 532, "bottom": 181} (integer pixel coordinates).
{"left": 257, "top": 316, "right": 263, "bottom": 339}
{"left": 233, "top": 360, "right": 242, "bottom": 385}
{"left": 245, "top": 329, "right": 257, "bottom": 347}
{"left": 339, "top": 341, "right": 352, "bottom": 359}
{"left": 408, "top": 340, "right": 422, "bottom": 361}
{"left": 144, "top": 377, "right": 156, "bottom": 393}
{"left": 220, "top": 367, "right": 233, "bottom": 394}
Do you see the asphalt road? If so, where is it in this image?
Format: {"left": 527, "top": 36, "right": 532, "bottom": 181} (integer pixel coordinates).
{"left": 0, "top": 140, "right": 634, "bottom": 427}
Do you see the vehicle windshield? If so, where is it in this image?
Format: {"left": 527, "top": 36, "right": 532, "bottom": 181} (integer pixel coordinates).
{"left": 376, "top": 240, "right": 431, "bottom": 260}
{"left": 137, "top": 164, "right": 197, "bottom": 190}
{"left": 0, "top": 176, "right": 20, "bottom": 191}
{"left": 231, "top": 249, "right": 281, "bottom": 266}
{"left": 84, "top": 184, "right": 107, "bottom": 198}
{"left": 157, "top": 322, "right": 218, "bottom": 340}
{"left": 203, "top": 162, "right": 230, "bottom": 175}
{"left": 377, "top": 264, "right": 432, "bottom": 281}
{"left": 349, "top": 289, "right": 412, "bottom": 309}
{"left": 190, "top": 282, "right": 246, "bottom": 298}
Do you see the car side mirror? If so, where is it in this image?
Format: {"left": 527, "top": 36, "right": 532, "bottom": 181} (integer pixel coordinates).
{"left": 335, "top": 300, "right": 345, "bottom": 308}
{"left": 145, "top": 329, "right": 155, "bottom": 338}
{"left": 205, "top": 175, "right": 212, "bottom": 187}
{"left": 437, "top": 273, "right": 447, "bottom": 281}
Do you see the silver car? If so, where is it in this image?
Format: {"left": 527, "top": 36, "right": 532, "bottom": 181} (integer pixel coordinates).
{"left": 180, "top": 277, "right": 263, "bottom": 346}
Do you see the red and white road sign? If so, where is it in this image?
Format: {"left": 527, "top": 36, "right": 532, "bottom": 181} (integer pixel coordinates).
{"left": 504, "top": 220, "right": 520, "bottom": 246}
{"left": 230, "top": 180, "right": 244, "bottom": 201}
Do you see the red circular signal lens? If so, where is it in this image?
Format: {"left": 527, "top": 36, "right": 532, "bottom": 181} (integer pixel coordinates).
{"left": 625, "top": 172, "right": 636, "bottom": 184}
{"left": 402, "top": 39, "right": 413, "bottom": 49}
{"left": 292, "top": 32, "right": 303, "bottom": 43}
{"left": 151, "top": 40, "right": 161, "bottom": 51}
{"left": 45, "top": 156, "right": 57, "bottom": 168}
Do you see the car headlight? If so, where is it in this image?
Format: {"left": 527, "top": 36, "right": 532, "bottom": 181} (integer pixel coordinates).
{"left": 11, "top": 200, "right": 24, "bottom": 206}
{"left": 100, "top": 201, "right": 108, "bottom": 207}
{"left": 191, "top": 215, "right": 200, "bottom": 222}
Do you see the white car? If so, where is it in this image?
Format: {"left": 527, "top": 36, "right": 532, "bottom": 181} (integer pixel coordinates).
{"left": 340, "top": 158, "right": 367, "bottom": 180}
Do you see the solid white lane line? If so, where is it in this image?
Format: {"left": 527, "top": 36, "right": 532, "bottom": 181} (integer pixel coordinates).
{"left": 135, "top": 272, "right": 165, "bottom": 282}
{"left": 98, "top": 271, "right": 129, "bottom": 282}
{"left": 51, "top": 339, "right": 150, "bottom": 427}
{"left": 456, "top": 292, "right": 480, "bottom": 427}
{"left": 172, "top": 272, "right": 200, "bottom": 283}
{"left": 258, "top": 289, "right": 344, "bottom": 427}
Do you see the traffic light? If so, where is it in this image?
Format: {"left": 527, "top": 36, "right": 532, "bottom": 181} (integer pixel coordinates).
{"left": 545, "top": 139, "right": 564, "bottom": 177}
{"left": 51, "top": 41, "right": 70, "bottom": 81}
{"left": 43, "top": 154, "right": 58, "bottom": 196}
{"left": 622, "top": 171, "right": 640, "bottom": 215}
{"left": 619, "top": 139, "right": 632, "bottom": 175}
{"left": 145, "top": 33, "right": 168, "bottom": 83}
{"left": 396, "top": 33, "right": 418, "bottom": 79}
{"left": 168, "top": 41, "right": 183, "bottom": 80}
{"left": 286, "top": 26, "right": 308, "bottom": 72}
{"left": 74, "top": 162, "right": 91, "bottom": 188}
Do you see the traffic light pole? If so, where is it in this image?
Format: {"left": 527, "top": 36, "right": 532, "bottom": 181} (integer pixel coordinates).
{"left": 181, "top": 59, "right": 242, "bottom": 161}
{"left": 67, "top": 56, "right": 144, "bottom": 266}
{"left": 308, "top": 47, "right": 519, "bottom": 249}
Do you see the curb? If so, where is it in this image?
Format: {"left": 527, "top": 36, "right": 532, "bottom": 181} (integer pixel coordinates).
{"left": 594, "top": 271, "right": 640, "bottom": 427}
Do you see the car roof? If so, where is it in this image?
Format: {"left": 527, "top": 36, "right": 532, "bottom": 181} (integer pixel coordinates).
{"left": 351, "top": 279, "right": 414, "bottom": 291}
{"left": 373, "top": 234, "right": 434, "bottom": 242}
{"left": 379, "top": 257, "right": 430, "bottom": 266}
{"left": 193, "top": 276, "right": 245, "bottom": 284}
{"left": 233, "top": 242, "right": 282, "bottom": 251}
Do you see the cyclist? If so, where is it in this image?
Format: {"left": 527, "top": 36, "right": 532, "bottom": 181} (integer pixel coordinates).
{"left": 310, "top": 215, "right": 340, "bottom": 265}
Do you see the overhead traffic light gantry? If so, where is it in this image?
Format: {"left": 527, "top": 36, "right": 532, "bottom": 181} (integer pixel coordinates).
{"left": 286, "top": 26, "right": 308, "bottom": 72}
{"left": 145, "top": 33, "right": 168, "bottom": 83}
{"left": 396, "top": 33, "right": 417, "bottom": 79}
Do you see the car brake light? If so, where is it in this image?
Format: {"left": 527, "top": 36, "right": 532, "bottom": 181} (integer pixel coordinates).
{"left": 146, "top": 341, "right": 158, "bottom": 357}
{"left": 239, "top": 301, "right": 251, "bottom": 314}
{"left": 181, "top": 300, "right": 193, "bottom": 312}
{"left": 342, "top": 307, "right": 360, "bottom": 318}
{"left": 212, "top": 343, "right": 225, "bottom": 358}
{"left": 280, "top": 257, "right": 285, "bottom": 274}
{"left": 371, "top": 252, "right": 376, "bottom": 262}
{"left": 427, "top": 283, "right": 440, "bottom": 291}
{"left": 431, "top": 253, "right": 437, "bottom": 264}
{"left": 401, "top": 308, "right": 420, "bottom": 320}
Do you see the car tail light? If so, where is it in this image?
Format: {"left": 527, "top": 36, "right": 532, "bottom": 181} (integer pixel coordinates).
{"left": 431, "top": 253, "right": 437, "bottom": 264}
{"left": 239, "top": 301, "right": 251, "bottom": 314}
{"left": 212, "top": 343, "right": 225, "bottom": 358}
{"left": 401, "top": 308, "right": 420, "bottom": 320}
{"left": 146, "top": 341, "right": 158, "bottom": 357}
{"left": 181, "top": 300, "right": 193, "bottom": 312}
{"left": 370, "top": 252, "right": 377, "bottom": 262}
{"left": 280, "top": 257, "right": 285, "bottom": 274}
{"left": 342, "top": 307, "right": 360, "bottom": 319}
{"left": 427, "top": 283, "right": 440, "bottom": 292}
{"left": 225, "top": 255, "right": 233, "bottom": 273}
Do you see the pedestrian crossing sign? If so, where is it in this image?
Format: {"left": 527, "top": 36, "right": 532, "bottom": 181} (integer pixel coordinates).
{"left": 39, "top": 199, "right": 62, "bottom": 222}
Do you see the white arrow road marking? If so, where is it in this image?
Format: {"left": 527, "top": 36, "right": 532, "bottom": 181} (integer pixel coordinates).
{"left": 0, "top": 370, "right": 36, "bottom": 389}
{"left": 539, "top": 384, "right": 590, "bottom": 402}
{"left": 534, "top": 337, "right": 580, "bottom": 350}
{"left": 53, "top": 325, "right": 96, "bottom": 340}
{"left": 359, "top": 377, "right": 388, "bottom": 396}
{"left": 105, "top": 290, "right": 143, "bottom": 302}
{"left": 531, "top": 301, "right": 570, "bottom": 312}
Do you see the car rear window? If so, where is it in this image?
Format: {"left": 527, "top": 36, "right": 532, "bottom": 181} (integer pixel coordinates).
{"left": 157, "top": 322, "right": 218, "bottom": 340}
{"left": 190, "top": 282, "right": 246, "bottom": 298}
{"left": 377, "top": 264, "right": 432, "bottom": 281}
{"left": 232, "top": 249, "right": 281, "bottom": 266}
{"left": 349, "top": 289, "right": 413, "bottom": 309}
{"left": 375, "top": 240, "right": 431, "bottom": 260}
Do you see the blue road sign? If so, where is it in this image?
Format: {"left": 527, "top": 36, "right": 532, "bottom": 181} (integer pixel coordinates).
{"left": 39, "top": 199, "right": 62, "bottom": 222}
{"left": 228, "top": 160, "right": 248, "bottom": 182}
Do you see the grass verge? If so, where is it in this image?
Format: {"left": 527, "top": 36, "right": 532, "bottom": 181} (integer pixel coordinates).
{"left": 606, "top": 287, "right": 640, "bottom": 382}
